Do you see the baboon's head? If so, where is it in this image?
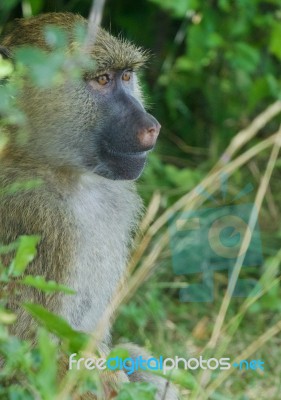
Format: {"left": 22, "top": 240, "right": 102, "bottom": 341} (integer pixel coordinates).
{"left": 0, "top": 13, "right": 160, "bottom": 180}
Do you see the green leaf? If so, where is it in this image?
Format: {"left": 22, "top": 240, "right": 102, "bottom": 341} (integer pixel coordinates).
{"left": 0, "top": 240, "right": 19, "bottom": 255}
{"left": 24, "top": 303, "right": 88, "bottom": 352}
{"left": 15, "top": 47, "right": 48, "bottom": 67}
{"left": 35, "top": 329, "right": 58, "bottom": 397}
{"left": 149, "top": 0, "right": 198, "bottom": 17}
{"left": 73, "top": 22, "right": 88, "bottom": 45}
{"left": 0, "top": 59, "right": 13, "bottom": 79}
{"left": 0, "top": 309, "right": 16, "bottom": 324}
{"left": 228, "top": 43, "right": 259, "bottom": 73}
{"left": 15, "top": 47, "right": 65, "bottom": 87}
{"left": 218, "top": 0, "right": 231, "bottom": 12}
{"left": 108, "top": 347, "right": 130, "bottom": 360}
{"left": 270, "top": 22, "right": 281, "bottom": 60}
{"left": 7, "top": 386, "right": 34, "bottom": 400}
{"left": 28, "top": 0, "right": 44, "bottom": 15}
{"left": 166, "top": 368, "right": 198, "bottom": 389}
{"left": 0, "top": 0, "right": 19, "bottom": 12}
{"left": 10, "top": 235, "right": 41, "bottom": 276}
{"left": 248, "top": 77, "right": 271, "bottom": 111}
{"left": 44, "top": 26, "right": 68, "bottom": 49}
{"left": 0, "top": 85, "right": 18, "bottom": 115}
{"left": 22, "top": 275, "right": 76, "bottom": 294}
{"left": 116, "top": 382, "right": 157, "bottom": 400}
{"left": 0, "top": 179, "right": 43, "bottom": 196}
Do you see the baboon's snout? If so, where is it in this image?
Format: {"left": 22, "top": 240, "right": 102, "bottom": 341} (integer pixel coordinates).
{"left": 137, "top": 114, "right": 161, "bottom": 150}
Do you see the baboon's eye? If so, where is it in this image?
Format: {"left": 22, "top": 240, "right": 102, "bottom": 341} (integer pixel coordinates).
{"left": 96, "top": 74, "right": 110, "bottom": 86}
{"left": 122, "top": 71, "right": 132, "bottom": 82}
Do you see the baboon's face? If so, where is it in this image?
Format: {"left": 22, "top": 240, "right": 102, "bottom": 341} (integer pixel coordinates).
{"left": 20, "top": 68, "right": 160, "bottom": 181}
{"left": 85, "top": 69, "right": 160, "bottom": 180}
{"left": 1, "top": 14, "right": 160, "bottom": 181}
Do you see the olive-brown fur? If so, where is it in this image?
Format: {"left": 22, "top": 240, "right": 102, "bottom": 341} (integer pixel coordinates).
{"left": 0, "top": 13, "right": 177, "bottom": 400}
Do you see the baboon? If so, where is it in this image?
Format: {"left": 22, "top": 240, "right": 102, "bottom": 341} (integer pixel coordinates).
{"left": 0, "top": 13, "right": 178, "bottom": 400}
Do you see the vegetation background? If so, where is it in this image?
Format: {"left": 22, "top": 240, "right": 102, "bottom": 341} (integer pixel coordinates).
{"left": 1, "top": 0, "right": 281, "bottom": 399}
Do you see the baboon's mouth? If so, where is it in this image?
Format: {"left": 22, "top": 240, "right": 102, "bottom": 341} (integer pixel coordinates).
{"left": 96, "top": 144, "right": 148, "bottom": 180}
{"left": 107, "top": 149, "right": 147, "bottom": 158}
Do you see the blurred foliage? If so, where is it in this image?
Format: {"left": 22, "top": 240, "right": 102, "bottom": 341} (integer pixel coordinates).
{"left": 0, "top": 236, "right": 87, "bottom": 398}
{"left": 103, "top": 0, "right": 281, "bottom": 204}
{"left": 1, "top": 1, "right": 281, "bottom": 399}
{"left": 0, "top": 236, "right": 159, "bottom": 398}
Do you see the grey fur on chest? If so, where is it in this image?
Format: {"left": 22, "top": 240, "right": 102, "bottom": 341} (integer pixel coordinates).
{"left": 60, "top": 173, "right": 141, "bottom": 336}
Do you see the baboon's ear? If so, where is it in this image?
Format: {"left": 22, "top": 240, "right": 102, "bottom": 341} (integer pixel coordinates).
{"left": 0, "top": 45, "right": 12, "bottom": 59}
